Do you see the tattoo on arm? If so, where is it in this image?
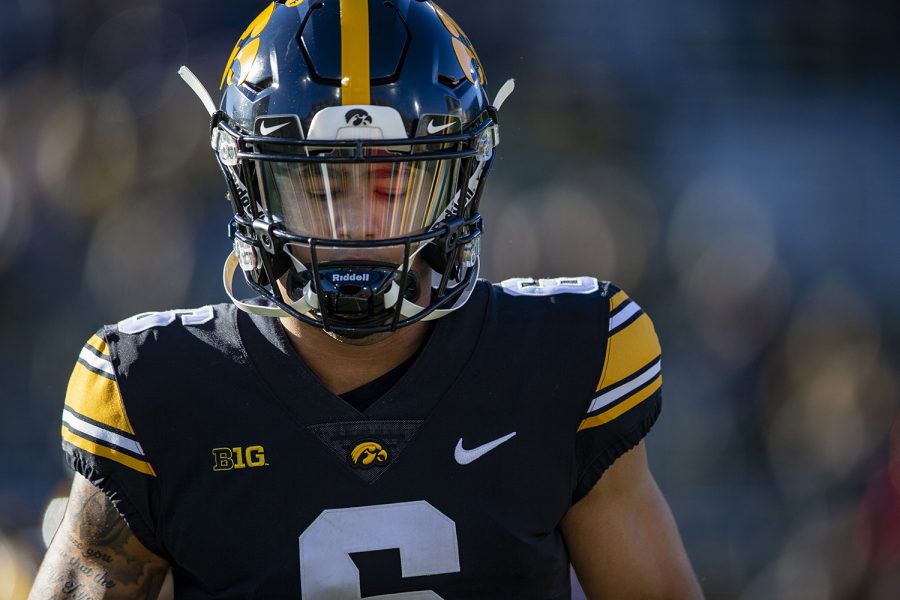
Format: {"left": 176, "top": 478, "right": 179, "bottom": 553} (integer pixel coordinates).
{"left": 29, "top": 474, "right": 169, "bottom": 600}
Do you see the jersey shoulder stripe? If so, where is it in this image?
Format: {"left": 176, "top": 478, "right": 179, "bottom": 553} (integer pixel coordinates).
{"left": 85, "top": 334, "right": 109, "bottom": 355}
{"left": 608, "top": 297, "right": 643, "bottom": 335}
{"left": 609, "top": 289, "right": 630, "bottom": 310}
{"left": 579, "top": 288, "right": 662, "bottom": 432}
{"left": 77, "top": 344, "right": 116, "bottom": 379}
{"left": 66, "top": 347, "right": 134, "bottom": 434}
{"left": 62, "top": 407, "right": 147, "bottom": 457}
{"left": 62, "top": 426, "right": 156, "bottom": 476}
{"left": 578, "top": 359, "right": 662, "bottom": 431}
{"left": 62, "top": 332, "right": 156, "bottom": 476}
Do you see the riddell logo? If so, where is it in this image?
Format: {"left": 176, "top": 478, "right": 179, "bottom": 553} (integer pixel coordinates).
{"left": 332, "top": 273, "right": 370, "bottom": 283}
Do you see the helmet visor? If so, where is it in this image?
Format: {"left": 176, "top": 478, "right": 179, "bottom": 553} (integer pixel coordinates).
{"left": 259, "top": 154, "right": 460, "bottom": 241}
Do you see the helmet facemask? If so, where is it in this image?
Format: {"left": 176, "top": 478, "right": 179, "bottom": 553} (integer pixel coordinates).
{"left": 216, "top": 107, "right": 497, "bottom": 336}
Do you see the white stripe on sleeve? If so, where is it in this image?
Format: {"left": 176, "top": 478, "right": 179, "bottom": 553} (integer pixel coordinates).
{"left": 62, "top": 410, "right": 145, "bottom": 456}
{"left": 608, "top": 301, "right": 642, "bottom": 333}
{"left": 78, "top": 347, "right": 116, "bottom": 378}
{"left": 587, "top": 360, "right": 661, "bottom": 414}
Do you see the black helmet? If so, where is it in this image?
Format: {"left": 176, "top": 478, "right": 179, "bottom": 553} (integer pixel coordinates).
{"left": 196, "top": 0, "right": 504, "bottom": 336}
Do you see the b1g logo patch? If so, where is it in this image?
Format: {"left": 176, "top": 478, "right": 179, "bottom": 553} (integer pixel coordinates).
{"left": 212, "top": 446, "right": 268, "bottom": 471}
{"left": 349, "top": 440, "right": 389, "bottom": 469}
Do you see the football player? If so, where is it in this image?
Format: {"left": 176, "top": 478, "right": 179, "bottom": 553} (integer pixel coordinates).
{"left": 30, "top": 1, "right": 702, "bottom": 598}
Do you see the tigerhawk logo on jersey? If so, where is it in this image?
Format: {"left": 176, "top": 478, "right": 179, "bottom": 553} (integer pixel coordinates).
{"left": 349, "top": 440, "right": 389, "bottom": 469}
{"left": 212, "top": 446, "right": 268, "bottom": 471}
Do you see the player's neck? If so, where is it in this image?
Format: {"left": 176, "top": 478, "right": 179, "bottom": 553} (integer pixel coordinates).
{"left": 279, "top": 317, "right": 431, "bottom": 396}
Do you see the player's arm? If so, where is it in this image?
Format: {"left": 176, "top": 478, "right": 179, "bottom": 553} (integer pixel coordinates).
{"left": 560, "top": 441, "right": 703, "bottom": 599}
{"left": 29, "top": 473, "right": 169, "bottom": 600}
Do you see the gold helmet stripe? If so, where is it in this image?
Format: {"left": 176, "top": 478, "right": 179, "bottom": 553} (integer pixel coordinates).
{"left": 340, "top": 0, "right": 371, "bottom": 105}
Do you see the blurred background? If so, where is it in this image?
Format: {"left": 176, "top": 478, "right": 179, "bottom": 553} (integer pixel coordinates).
{"left": 1, "top": 0, "right": 898, "bottom": 598}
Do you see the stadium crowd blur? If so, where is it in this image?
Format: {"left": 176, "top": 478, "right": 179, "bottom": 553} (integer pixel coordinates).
{"left": 1, "top": 1, "right": 898, "bottom": 598}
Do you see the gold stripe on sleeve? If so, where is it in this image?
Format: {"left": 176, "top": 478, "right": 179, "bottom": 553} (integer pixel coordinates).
{"left": 340, "top": 0, "right": 371, "bottom": 105}
{"left": 65, "top": 363, "right": 136, "bottom": 435}
{"left": 85, "top": 335, "right": 109, "bottom": 356}
{"left": 578, "top": 374, "right": 662, "bottom": 432}
{"left": 62, "top": 427, "right": 157, "bottom": 477}
{"left": 610, "top": 290, "right": 629, "bottom": 310}
{"left": 596, "top": 313, "right": 661, "bottom": 392}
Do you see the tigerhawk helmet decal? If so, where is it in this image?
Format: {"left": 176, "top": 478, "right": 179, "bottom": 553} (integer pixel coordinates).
{"left": 179, "top": 0, "right": 516, "bottom": 336}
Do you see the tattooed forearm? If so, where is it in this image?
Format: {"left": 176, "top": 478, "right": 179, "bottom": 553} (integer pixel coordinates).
{"left": 65, "top": 555, "right": 116, "bottom": 589}
{"left": 28, "top": 474, "right": 169, "bottom": 600}
{"left": 31, "top": 561, "right": 102, "bottom": 600}
{"left": 83, "top": 549, "right": 112, "bottom": 563}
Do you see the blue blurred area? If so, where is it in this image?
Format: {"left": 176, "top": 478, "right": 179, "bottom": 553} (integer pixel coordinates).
{"left": 1, "top": 1, "right": 898, "bottom": 598}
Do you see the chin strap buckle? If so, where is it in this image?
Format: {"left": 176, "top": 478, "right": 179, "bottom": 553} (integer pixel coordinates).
{"left": 462, "top": 237, "right": 480, "bottom": 269}
{"left": 233, "top": 238, "right": 259, "bottom": 272}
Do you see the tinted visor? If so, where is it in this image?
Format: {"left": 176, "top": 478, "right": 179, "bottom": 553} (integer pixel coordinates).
{"left": 259, "top": 152, "right": 460, "bottom": 241}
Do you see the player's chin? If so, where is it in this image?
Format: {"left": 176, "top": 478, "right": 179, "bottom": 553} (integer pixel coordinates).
{"left": 324, "top": 328, "right": 397, "bottom": 346}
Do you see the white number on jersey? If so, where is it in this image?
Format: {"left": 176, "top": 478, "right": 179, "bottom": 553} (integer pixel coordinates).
{"left": 298, "top": 501, "right": 460, "bottom": 599}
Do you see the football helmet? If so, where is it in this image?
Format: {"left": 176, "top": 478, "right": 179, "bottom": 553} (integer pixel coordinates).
{"left": 189, "top": 0, "right": 509, "bottom": 335}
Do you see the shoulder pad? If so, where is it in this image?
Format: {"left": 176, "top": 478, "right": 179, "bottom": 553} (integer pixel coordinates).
{"left": 116, "top": 306, "right": 216, "bottom": 335}
{"left": 499, "top": 276, "right": 600, "bottom": 297}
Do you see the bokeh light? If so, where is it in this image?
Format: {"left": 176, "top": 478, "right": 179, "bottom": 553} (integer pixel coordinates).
{"left": 761, "top": 281, "right": 898, "bottom": 497}
{"left": 668, "top": 176, "right": 791, "bottom": 367}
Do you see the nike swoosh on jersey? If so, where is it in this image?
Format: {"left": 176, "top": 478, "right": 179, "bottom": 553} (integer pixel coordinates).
{"left": 259, "top": 121, "right": 290, "bottom": 136}
{"left": 427, "top": 120, "right": 454, "bottom": 135}
{"left": 454, "top": 432, "right": 516, "bottom": 465}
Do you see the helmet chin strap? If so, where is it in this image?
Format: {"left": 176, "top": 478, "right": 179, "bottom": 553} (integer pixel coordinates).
{"left": 223, "top": 252, "right": 479, "bottom": 323}
{"left": 223, "top": 252, "right": 310, "bottom": 318}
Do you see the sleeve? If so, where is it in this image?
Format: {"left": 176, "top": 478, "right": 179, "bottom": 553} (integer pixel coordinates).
{"left": 572, "top": 286, "right": 663, "bottom": 503}
{"left": 61, "top": 329, "right": 165, "bottom": 556}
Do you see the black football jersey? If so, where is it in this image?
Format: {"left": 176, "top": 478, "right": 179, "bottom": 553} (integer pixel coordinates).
{"left": 61, "top": 278, "right": 662, "bottom": 599}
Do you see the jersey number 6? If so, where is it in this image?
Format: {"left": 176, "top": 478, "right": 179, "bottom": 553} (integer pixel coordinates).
{"left": 298, "top": 501, "right": 460, "bottom": 599}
